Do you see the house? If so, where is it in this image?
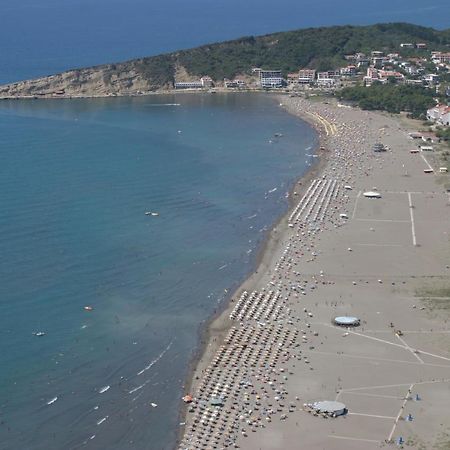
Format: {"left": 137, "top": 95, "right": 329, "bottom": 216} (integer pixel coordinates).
{"left": 364, "top": 68, "right": 404, "bottom": 85}
{"left": 416, "top": 43, "right": 427, "bottom": 49}
{"left": 423, "top": 74, "right": 439, "bottom": 85}
{"left": 259, "top": 70, "right": 283, "bottom": 88}
{"left": 400, "top": 43, "right": 415, "bottom": 49}
{"left": 378, "top": 70, "right": 404, "bottom": 82}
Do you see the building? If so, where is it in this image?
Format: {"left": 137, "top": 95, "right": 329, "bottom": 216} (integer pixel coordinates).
{"left": 431, "top": 52, "right": 450, "bottom": 64}
{"left": 378, "top": 70, "right": 404, "bottom": 83}
{"left": 427, "top": 104, "right": 450, "bottom": 125}
{"left": 259, "top": 70, "right": 283, "bottom": 88}
{"left": 174, "top": 76, "right": 213, "bottom": 89}
{"left": 287, "top": 73, "right": 299, "bottom": 85}
{"left": 200, "top": 76, "right": 214, "bottom": 88}
{"left": 363, "top": 67, "right": 379, "bottom": 86}
{"left": 317, "top": 72, "right": 337, "bottom": 86}
{"left": 364, "top": 68, "right": 404, "bottom": 85}
{"left": 371, "top": 56, "right": 386, "bottom": 67}
{"left": 298, "top": 69, "right": 316, "bottom": 84}
{"left": 416, "top": 43, "right": 427, "bottom": 49}
{"left": 306, "top": 401, "right": 347, "bottom": 417}
{"left": 174, "top": 81, "right": 204, "bottom": 89}
{"left": 340, "top": 65, "right": 357, "bottom": 76}
{"left": 405, "top": 79, "right": 425, "bottom": 86}
{"left": 224, "top": 78, "right": 246, "bottom": 89}
{"left": 423, "top": 73, "right": 439, "bottom": 85}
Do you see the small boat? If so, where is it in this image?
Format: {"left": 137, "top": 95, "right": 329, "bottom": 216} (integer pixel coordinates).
{"left": 34, "top": 331, "right": 46, "bottom": 337}
{"left": 274, "top": 133, "right": 283, "bottom": 138}
{"left": 98, "top": 385, "right": 110, "bottom": 394}
{"left": 47, "top": 396, "right": 58, "bottom": 405}
{"left": 145, "top": 211, "right": 159, "bottom": 216}
{"left": 84, "top": 306, "right": 94, "bottom": 311}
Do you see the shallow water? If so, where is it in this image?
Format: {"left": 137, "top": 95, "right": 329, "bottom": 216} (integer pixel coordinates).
{"left": 0, "top": 93, "right": 317, "bottom": 449}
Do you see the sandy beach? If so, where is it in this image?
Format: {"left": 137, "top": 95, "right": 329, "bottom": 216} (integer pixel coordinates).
{"left": 178, "top": 95, "right": 450, "bottom": 450}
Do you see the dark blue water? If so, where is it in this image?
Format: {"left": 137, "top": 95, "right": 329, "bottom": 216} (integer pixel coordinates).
{"left": 0, "top": 0, "right": 448, "bottom": 84}
{"left": 0, "top": 93, "right": 317, "bottom": 449}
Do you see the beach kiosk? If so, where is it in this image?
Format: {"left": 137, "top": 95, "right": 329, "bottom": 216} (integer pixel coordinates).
{"left": 309, "top": 400, "right": 347, "bottom": 417}
{"left": 332, "top": 316, "right": 361, "bottom": 327}
{"left": 333, "top": 316, "right": 360, "bottom": 327}
{"left": 363, "top": 191, "right": 381, "bottom": 198}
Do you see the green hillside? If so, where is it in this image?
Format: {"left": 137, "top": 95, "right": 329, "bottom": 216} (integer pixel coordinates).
{"left": 173, "top": 23, "right": 448, "bottom": 79}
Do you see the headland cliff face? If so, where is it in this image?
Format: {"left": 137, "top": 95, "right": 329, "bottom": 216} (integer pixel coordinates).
{"left": 0, "top": 60, "right": 178, "bottom": 98}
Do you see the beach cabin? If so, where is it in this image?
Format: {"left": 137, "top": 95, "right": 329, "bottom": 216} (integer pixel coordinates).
{"left": 439, "top": 167, "right": 448, "bottom": 173}
{"left": 424, "top": 169, "right": 434, "bottom": 174}
{"left": 420, "top": 145, "right": 434, "bottom": 152}
{"left": 410, "top": 149, "right": 420, "bottom": 154}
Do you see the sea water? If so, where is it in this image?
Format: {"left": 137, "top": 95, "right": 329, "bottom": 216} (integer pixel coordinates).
{"left": 0, "top": 93, "right": 317, "bottom": 449}
{"left": 0, "top": 0, "right": 448, "bottom": 84}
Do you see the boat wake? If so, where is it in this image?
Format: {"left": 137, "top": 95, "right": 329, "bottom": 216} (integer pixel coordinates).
{"left": 136, "top": 341, "right": 173, "bottom": 376}
{"left": 147, "top": 103, "right": 181, "bottom": 107}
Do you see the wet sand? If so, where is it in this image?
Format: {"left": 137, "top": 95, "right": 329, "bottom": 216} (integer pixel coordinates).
{"left": 178, "top": 96, "right": 450, "bottom": 450}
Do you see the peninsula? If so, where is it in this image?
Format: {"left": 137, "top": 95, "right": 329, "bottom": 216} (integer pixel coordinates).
{"left": 1, "top": 23, "right": 449, "bottom": 99}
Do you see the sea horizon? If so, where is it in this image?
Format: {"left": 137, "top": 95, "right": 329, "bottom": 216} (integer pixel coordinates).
{"left": 1, "top": 0, "right": 449, "bottom": 84}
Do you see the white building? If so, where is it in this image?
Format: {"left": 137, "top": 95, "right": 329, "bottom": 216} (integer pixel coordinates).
{"left": 174, "top": 81, "right": 204, "bottom": 89}
{"left": 259, "top": 70, "right": 283, "bottom": 88}
{"left": 174, "top": 76, "right": 214, "bottom": 89}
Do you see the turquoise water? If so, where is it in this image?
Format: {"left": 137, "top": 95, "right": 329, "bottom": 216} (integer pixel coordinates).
{"left": 0, "top": 93, "right": 317, "bottom": 449}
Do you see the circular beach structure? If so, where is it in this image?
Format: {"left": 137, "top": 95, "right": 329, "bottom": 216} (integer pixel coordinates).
{"left": 333, "top": 316, "right": 360, "bottom": 327}
{"left": 311, "top": 400, "right": 347, "bottom": 417}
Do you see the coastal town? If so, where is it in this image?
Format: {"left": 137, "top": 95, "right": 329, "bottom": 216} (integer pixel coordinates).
{"left": 174, "top": 45, "right": 450, "bottom": 95}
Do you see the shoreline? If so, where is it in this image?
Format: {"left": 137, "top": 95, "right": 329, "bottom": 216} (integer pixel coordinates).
{"left": 177, "top": 95, "right": 450, "bottom": 450}
{"left": 176, "top": 94, "right": 332, "bottom": 447}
